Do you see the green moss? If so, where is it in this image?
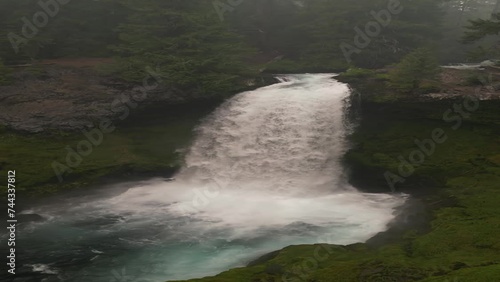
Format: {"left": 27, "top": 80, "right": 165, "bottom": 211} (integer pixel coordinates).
{"left": 419, "top": 264, "right": 500, "bottom": 281}
{"left": 418, "top": 80, "right": 442, "bottom": 94}
{"left": 343, "top": 67, "right": 375, "bottom": 78}
{"left": 0, "top": 103, "right": 217, "bottom": 199}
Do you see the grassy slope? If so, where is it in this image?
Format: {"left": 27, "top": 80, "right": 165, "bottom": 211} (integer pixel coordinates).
{"left": 0, "top": 102, "right": 219, "bottom": 200}
{"left": 173, "top": 85, "right": 500, "bottom": 281}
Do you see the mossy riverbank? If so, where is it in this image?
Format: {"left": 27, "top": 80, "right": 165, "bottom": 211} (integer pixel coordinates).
{"left": 0, "top": 60, "right": 278, "bottom": 203}
{"left": 0, "top": 100, "right": 223, "bottom": 204}
{"left": 2, "top": 67, "right": 499, "bottom": 281}
{"left": 173, "top": 73, "right": 500, "bottom": 281}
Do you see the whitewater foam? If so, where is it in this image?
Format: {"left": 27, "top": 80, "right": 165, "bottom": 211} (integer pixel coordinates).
{"left": 102, "top": 73, "right": 405, "bottom": 241}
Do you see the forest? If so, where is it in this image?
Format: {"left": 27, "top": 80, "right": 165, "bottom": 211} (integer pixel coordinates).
{"left": 1, "top": 1, "right": 500, "bottom": 282}
{"left": 0, "top": 0, "right": 499, "bottom": 88}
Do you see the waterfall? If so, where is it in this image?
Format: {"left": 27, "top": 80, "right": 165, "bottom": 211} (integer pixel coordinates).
{"left": 179, "top": 73, "right": 352, "bottom": 195}
{"left": 11, "top": 74, "right": 406, "bottom": 282}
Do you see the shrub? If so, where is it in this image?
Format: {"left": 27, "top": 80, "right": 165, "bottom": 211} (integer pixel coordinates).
{"left": 464, "top": 72, "right": 485, "bottom": 86}
{"left": 418, "top": 80, "right": 442, "bottom": 94}
{"left": 388, "top": 48, "right": 441, "bottom": 94}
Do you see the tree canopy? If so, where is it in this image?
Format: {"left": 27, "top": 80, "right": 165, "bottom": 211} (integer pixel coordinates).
{"left": 0, "top": 0, "right": 498, "bottom": 89}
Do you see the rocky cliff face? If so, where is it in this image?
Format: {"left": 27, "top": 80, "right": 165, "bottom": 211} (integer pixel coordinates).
{"left": 0, "top": 66, "right": 163, "bottom": 132}
{"left": 0, "top": 64, "right": 272, "bottom": 133}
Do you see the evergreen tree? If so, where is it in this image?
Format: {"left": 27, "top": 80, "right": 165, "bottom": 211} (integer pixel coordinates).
{"left": 110, "top": 0, "right": 257, "bottom": 95}
{"left": 463, "top": 12, "right": 500, "bottom": 42}
{"left": 388, "top": 48, "right": 441, "bottom": 93}
{"left": 293, "top": 0, "right": 444, "bottom": 69}
{"left": 462, "top": 12, "right": 500, "bottom": 59}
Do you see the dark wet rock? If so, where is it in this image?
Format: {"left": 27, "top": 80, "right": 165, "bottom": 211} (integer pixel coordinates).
{"left": 0, "top": 65, "right": 276, "bottom": 133}
{"left": 365, "top": 197, "right": 430, "bottom": 248}
{"left": 0, "top": 66, "right": 180, "bottom": 132}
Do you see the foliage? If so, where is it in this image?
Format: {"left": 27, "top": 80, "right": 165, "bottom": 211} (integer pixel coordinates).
{"left": 0, "top": 0, "right": 459, "bottom": 73}
{"left": 0, "top": 103, "right": 218, "bottom": 199}
{"left": 343, "top": 67, "right": 375, "bottom": 78}
{"left": 439, "top": 0, "right": 500, "bottom": 63}
{"left": 336, "top": 68, "right": 378, "bottom": 85}
{"left": 463, "top": 13, "right": 500, "bottom": 43}
{"left": 418, "top": 80, "right": 442, "bottom": 94}
{"left": 388, "top": 48, "right": 442, "bottom": 93}
{"left": 225, "top": 0, "right": 445, "bottom": 70}
{"left": 294, "top": 0, "right": 443, "bottom": 69}
{"left": 0, "top": 0, "right": 497, "bottom": 71}
{"left": 263, "top": 59, "right": 309, "bottom": 73}
{"left": 464, "top": 70, "right": 488, "bottom": 86}
{"left": 0, "top": 0, "right": 125, "bottom": 62}
{"left": 462, "top": 12, "right": 500, "bottom": 60}
{"left": 465, "top": 45, "right": 500, "bottom": 61}
{"left": 105, "top": 0, "right": 258, "bottom": 96}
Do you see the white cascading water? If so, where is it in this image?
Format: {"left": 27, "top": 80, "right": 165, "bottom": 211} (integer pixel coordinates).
{"left": 8, "top": 74, "right": 406, "bottom": 282}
